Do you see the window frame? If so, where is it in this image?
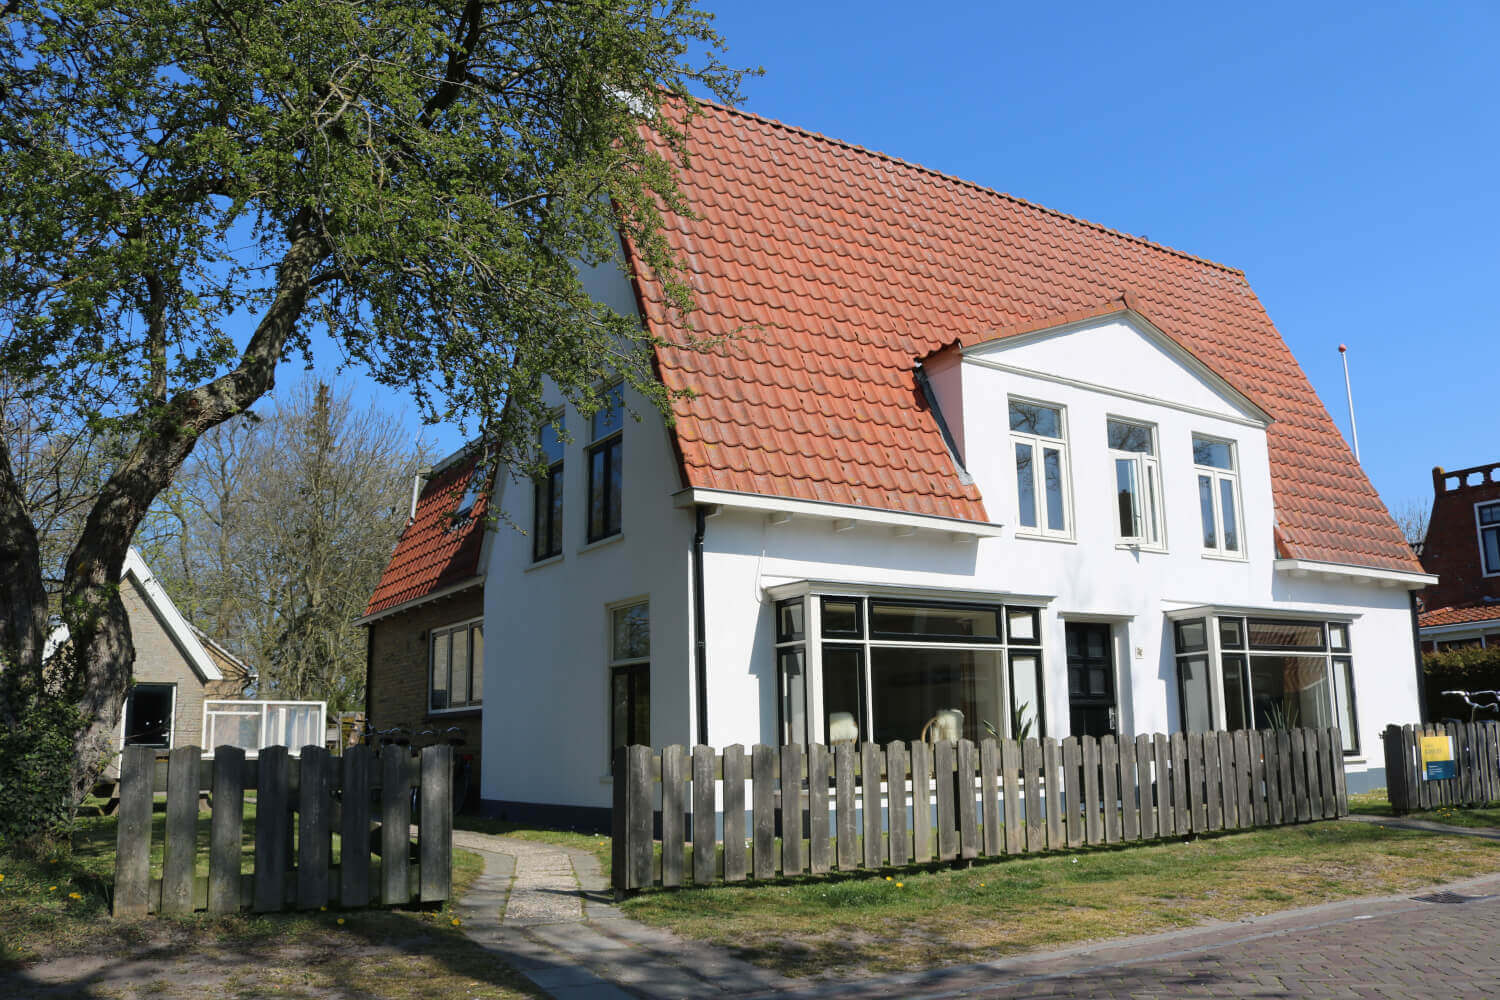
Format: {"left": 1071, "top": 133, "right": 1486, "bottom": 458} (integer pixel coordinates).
{"left": 1477, "top": 500, "right": 1500, "bottom": 577}
{"left": 429, "top": 617, "right": 484, "bottom": 714}
{"left": 608, "top": 599, "right": 651, "bottom": 759}
{"left": 1106, "top": 417, "right": 1165, "bottom": 549}
{"left": 586, "top": 385, "right": 624, "bottom": 543}
{"left": 1192, "top": 434, "right": 1244, "bottom": 559}
{"left": 1009, "top": 397, "right": 1073, "bottom": 540}
{"left": 123, "top": 682, "right": 176, "bottom": 749}
{"left": 532, "top": 417, "right": 565, "bottom": 562}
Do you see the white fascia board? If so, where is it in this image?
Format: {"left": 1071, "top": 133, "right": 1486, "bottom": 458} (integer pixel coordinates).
{"left": 763, "top": 577, "right": 1054, "bottom": 606}
{"left": 671, "top": 488, "right": 1005, "bottom": 538}
{"left": 1164, "top": 602, "right": 1363, "bottom": 623}
{"left": 122, "top": 548, "right": 223, "bottom": 682}
{"left": 1272, "top": 558, "right": 1437, "bottom": 591}
{"left": 1419, "top": 617, "right": 1500, "bottom": 638}
{"left": 962, "top": 309, "right": 1275, "bottom": 428}
{"left": 352, "top": 576, "right": 484, "bottom": 627}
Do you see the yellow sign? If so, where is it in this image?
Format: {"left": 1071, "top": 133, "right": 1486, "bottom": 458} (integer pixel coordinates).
{"left": 1421, "top": 734, "right": 1455, "bottom": 781}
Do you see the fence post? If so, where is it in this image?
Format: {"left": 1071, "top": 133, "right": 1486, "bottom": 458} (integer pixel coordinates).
{"left": 611, "top": 745, "right": 629, "bottom": 897}
{"left": 254, "top": 746, "right": 291, "bottom": 912}
{"left": 753, "top": 744, "right": 778, "bottom": 879}
{"left": 379, "top": 747, "right": 411, "bottom": 904}
{"left": 780, "top": 743, "right": 806, "bottom": 875}
{"left": 419, "top": 744, "right": 453, "bottom": 903}
{"left": 161, "top": 746, "right": 201, "bottom": 914}
{"left": 692, "top": 745, "right": 718, "bottom": 885}
{"left": 956, "top": 739, "right": 978, "bottom": 861}
{"left": 298, "top": 746, "right": 332, "bottom": 910}
{"left": 340, "top": 745, "right": 373, "bottom": 906}
{"left": 862, "top": 742, "right": 888, "bottom": 868}
{"left": 723, "top": 744, "right": 747, "bottom": 881}
{"left": 888, "top": 740, "right": 910, "bottom": 865}
{"left": 209, "top": 746, "right": 246, "bottom": 913}
{"left": 661, "top": 744, "right": 687, "bottom": 888}
{"left": 113, "top": 745, "right": 155, "bottom": 917}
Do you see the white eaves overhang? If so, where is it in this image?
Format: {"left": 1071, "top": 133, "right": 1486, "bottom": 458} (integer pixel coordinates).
{"left": 671, "top": 488, "right": 1005, "bottom": 541}
{"left": 1164, "top": 602, "right": 1362, "bottom": 624}
{"left": 762, "top": 577, "right": 1053, "bottom": 606}
{"left": 1272, "top": 558, "right": 1436, "bottom": 592}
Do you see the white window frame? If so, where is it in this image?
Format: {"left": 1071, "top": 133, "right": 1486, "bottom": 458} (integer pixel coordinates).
{"left": 608, "top": 598, "right": 651, "bottom": 762}
{"left": 1107, "top": 417, "right": 1165, "bottom": 550}
{"left": 429, "top": 616, "right": 484, "bottom": 714}
{"left": 1193, "top": 434, "right": 1244, "bottom": 559}
{"left": 586, "top": 384, "right": 625, "bottom": 544}
{"left": 1009, "top": 397, "right": 1073, "bottom": 540}
{"left": 1477, "top": 500, "right": 1500, "bottom": 578}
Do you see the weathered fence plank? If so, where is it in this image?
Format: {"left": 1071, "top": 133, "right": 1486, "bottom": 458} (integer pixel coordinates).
{"left": 1062, "top": 737, "right": 1083, "bottom": 848}
{"left": 723, "top": 744, "right": 748, "bottom": 881}
{"left": 862, "top": 742, "right": 887, "bottom": 869}
{"left": 161, "top": 746, "right": 200, "bottom": 915}
{"left": 1136, "top": 734, "right": 1156, "bottom": 840}
{"left": 1003, "top": 738, "right": 1025, "bottom": 853}
{"left": 1170, "top": 732, "right": 1190, "bottom": 835}
{"left": 1290, "top": 730, "right": 1311, "bottom": 822}
{"left": 780, "top": 744, "right": 805, "bottom": 876}
{"left": 1044, "top": 738, "right": 1064, "bottom": 849}
{"left": 956, "top": 740, "right": 979, "bottom": 860}
{"left": 297, "top": 746, "right": 332, "bottom": 910}
{"left": 1303, "top": 728, "right": 1324, "bottom": 819}
{"left": 1263, "top": 730, "right": 1283, "bottom": 824}
{"left": 339, "top": 746, "right": 372, "bottom": 907}
{"left": 1118, "top": 735, "right": 1139, "bottom": 842}
{"left": 1082, "top": 736, "right": 1102, "bottom": 845}
{"left": 1202, "top": 732, "right": 1222, "bottom": 832}
{"left": 1100, "top": 737, "right": 1121, "bottom": 844}
{"left": 1249, "top": 731, "right": 1268, "bottom": 827}
{"left": 808, "top": 743, "right": 831, "bottom": 874}
{"left": 1185, "top": 732, "right": 1206, "bottom": 834}
{"left": 934, "top": 740, "right": 957, "bottom": 861}
{"left": 834, "top": 743, "right": 857, "bottom": 870}
{"left": 754, "top": 745, "right": 778, "bottom": 880}
{"left": 1316, "top": 728, "right": 1336, "bottom": 819}
{"left": 1022, "top": 737, "right": 1044, "bottom": 852}
{"left": 693, "top": 746, "right": 718, "bottom": 883}
{"left": 980, "top": 739, "right": 1001, "bottom": 857}
{"left": 209, "top": 747, "right": 246, "bottom": 913}
{"left": 257, "top": 746, "right": 293, "bottom": 912}
{"left": 887, "top": 741, "right": 909, "bottom": 866}
{"left": 911, "top": 741, "right": 933, "bottom": 864}
{"left": 661, "top": 745, "right": 686, "bottom": 887}
{"left": 114, "top": 745, "right": 155, "bottom": 917}
{"left": 419, "top": 745, "right": 453, "bottom": 904}
{"left": 1153, "top": 734, "right": 1172, "bottom": 837}
{"left": 1329, "top": 727, "right": 1349, "bottom": 816}
{"left": 1218, "top": 732, "right": 1239, "bottom": 829}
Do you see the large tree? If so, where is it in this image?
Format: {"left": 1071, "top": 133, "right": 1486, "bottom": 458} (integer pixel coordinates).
{"left": 0, "top": 0, "right": 747, "bottom": 825}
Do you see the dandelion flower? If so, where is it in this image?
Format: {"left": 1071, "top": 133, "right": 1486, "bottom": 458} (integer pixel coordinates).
{"left": 320, "top": 906, "right": 327, "bottom": 911}
{"left": 68, "top": 892, "right": 82, "bottom": 900}
{"left": 896, "top": 882, "right": 904, "bottom": 888}
{"left": 451, "top": 917, "right": 462, "bottom": 926}
{"left": 0, "top": 873, "right": 6, "bottom": 882}
{"left": 885, "top": 876, "right": 892, "bottom": 881}
{"left": 979, "top": 882, "right": 985, "bottom": 887}
{"left": 337, "top": 917, "right": 345, "bottom": 925}
{"left": 48, "top": 885, "right": 57, "bottom": 891}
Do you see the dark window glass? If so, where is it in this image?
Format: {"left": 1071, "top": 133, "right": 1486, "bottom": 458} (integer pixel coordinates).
{"left": 1008, "top": 651, "right": 1044, "bottom": 739}
{"left": 611, "top": 663, "right": 650, "bottom": 751}
{"left": 1247, "top": 619, "right": 1326, "bottom": 651}
{"left": 1482, "top": 521, "right": 1500, "bottom": 575}
{"left": 431, "top": 632, "right": 450, "bottom": 710}
{"left": 1219, "top": 617, "right": 1245, "bottom": 650}
{"left": 1192, "top": 436, "right": 1234, "bottom": 470}
{"left": 1107, "top": 419, "right": 1154, "bottom": 453}
{"left": 1249, "top": 656, "right": 1332, "bottom": 731}
{"left": 1009, "top": 400, "right": 1062, "bottom": 437}
{"left": 533, "top": 463, "right": 563, "bottom": 561}
{"left": 868, "top": 601, "right": 1000, "bottom": 642}
{"left": 451, "top": 627, "right": 471, "bottom": 708}
{"left": 1479, "top": 501, "right": 1500, "bottom": 525}
{"left": 1223, "top": 654, "right": 1251, "bottom": 731}
{"left": 591, "top": 385, "right": 624, "bottom": 439}
{"left": 587, "top": 436, "right": 622, "bottom": 541}
{"left": 124, "top": 684, "right": 173, "bottom": 747}
{"left": 1333, "top": 656, "right": 1358, "bottom": 754}
{"left": 1177, "top": 656, "right": 1212, "bottom": 733}
{"left": 1174, "top": 618, "right": 1208, "bottom": 654}
{"left": 779, "top": 647, "right": 807, "bottom": 746}
{"left": 1198, "top": 474, "right": 1217, "bottom": 548}
{"left": 611, "top": 604, "right": 650, "bottom": 660}
{"left": 822, "top": 645, "right": 866, "bottom": 744}
{"left": 1015, "top": 441, "right": 1037, "bottom": 528}
{"left": 470, "top": 627, "right": 484, "bottom": 705}
{"left": 776, "top": 599, "right": 805, "bottom": 642}
{"left": 868, "top": 646, "right": 1004, "bottom": 745}
{"left": 820, "top": 598, "right": 863, "bottom": 637}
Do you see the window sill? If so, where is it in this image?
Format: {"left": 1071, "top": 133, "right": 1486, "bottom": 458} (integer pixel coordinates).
{"left": 427, "top": 705, "right": 484, "bottom": 716}
{"left": 1200, "top": 550, "right": 1249, "bottom": 563}
{"left": 1014, "top": 531, "right": 1077, "bottom": 545}
{"left": 579, "top": 532, "right": 624, "bottom": 555}
{"left": 526, "top": 553, "right": 564, "bottom": 572}
{"left": 1115, "top": 542, "right": 1168, "bottom": 554}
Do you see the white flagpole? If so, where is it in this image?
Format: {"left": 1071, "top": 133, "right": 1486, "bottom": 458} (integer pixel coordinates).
{"left": 1338, "top": 343, "right": 1360, "bottom": 463}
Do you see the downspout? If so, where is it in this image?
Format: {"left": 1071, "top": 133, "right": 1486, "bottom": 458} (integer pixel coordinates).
{"left": 1409, "top": 592, "right": 1428, "bottom": 723}
{"left": 693, "top": 505, "right": 709, "bottom": 747}
{"left": 363, "top": 623, "right": 375, "bottom": 727}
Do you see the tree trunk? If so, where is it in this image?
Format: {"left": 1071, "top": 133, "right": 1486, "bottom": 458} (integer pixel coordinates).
{"left": 0, "top": 434, "right": 51, "bottom": 728}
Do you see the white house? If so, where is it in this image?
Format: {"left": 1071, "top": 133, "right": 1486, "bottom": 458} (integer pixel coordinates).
{"left": 368, "top": 102, "right": 1435, "bottom": 825}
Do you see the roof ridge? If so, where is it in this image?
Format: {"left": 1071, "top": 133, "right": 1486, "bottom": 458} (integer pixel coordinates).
{"left": 687, "top": 98, "right": 1246, "bottom": 278}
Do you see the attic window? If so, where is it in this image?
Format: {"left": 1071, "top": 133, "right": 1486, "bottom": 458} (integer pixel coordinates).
{"left": 1478, "top": 501, "right": 1500, "bottom": 577}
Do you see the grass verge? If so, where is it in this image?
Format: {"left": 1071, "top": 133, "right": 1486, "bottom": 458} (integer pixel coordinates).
{"left": 455, "top": 815, "right": 612, "bottom": 872}
{"left": 1347, "top": 788, "right": 1500, "bottom": 828}
{"left": 1, "top": 814, "right": 538, "bottom": 1000}
{"left": 619, "top": 820, "right": 1500, "bottom": 978}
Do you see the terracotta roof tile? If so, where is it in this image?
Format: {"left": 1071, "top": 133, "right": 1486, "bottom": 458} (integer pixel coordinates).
{"left": 363, "top": 454, "right": 487, "bottom": 617}
{"left": 625, "top": 100, "right": 1421, "bottom": 572}
{"left": 1419, "top": 604, "right": 1500, "bottom": 629}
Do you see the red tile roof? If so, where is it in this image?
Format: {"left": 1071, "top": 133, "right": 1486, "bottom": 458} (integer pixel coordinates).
{"left": 1419, "top": 604, "right": 1500, "bottom": 629}
{"left": 363, "top": 453, "right": 487, "bottom": 618}
{"left": 627, "top": 100, "right": 1422, "bottom": 573}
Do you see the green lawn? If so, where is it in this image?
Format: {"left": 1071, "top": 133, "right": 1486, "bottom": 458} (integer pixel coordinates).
{"left": 455, "top": 815, "right": 612, "bottom": 871}
{"left": 1348, "top": 788, "right": 1500, "bottom": 828}
{"left": 0, "top": 812, "right": 535, "bottom": 999}
{"left": 619, "top": 820, "right": 1500, "bottom": 978}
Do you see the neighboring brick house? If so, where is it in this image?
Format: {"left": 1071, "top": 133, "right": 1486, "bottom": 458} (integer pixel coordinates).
{"left": 1418, "top": 461, "right": 1500, "bottom": 651}
{"left": 360, "top": 447, "right": 489, "bottom": 809}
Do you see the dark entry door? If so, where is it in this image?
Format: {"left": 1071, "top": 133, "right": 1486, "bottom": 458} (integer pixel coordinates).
{"left": 1066, "top": 623, "right": 1117, "bottom": 738}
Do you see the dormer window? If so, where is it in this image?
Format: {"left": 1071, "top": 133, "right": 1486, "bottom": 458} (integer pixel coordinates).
{"left": 1479, "top": 501, "right": 1500, "bottom": 576}
{"left": 1010, "top": 399, "right": 1071, "bottom": 538}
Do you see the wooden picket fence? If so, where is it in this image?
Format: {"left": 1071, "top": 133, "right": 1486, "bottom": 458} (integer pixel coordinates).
{"left": 1384, "top": 721, "right": 1500, "bottom": 814}
{"left": 112, "top": 742, "right": 453, "bottom": 917}
{"left": 612, "top": 727, "right": 1347, "bottom": 893}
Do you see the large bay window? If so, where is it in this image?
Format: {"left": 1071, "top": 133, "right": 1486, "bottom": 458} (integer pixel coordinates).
{"left": 1173, "top": 614, "right": 1358, "bottom": 754}
{"left": 776, "top": 594, "right": 1045, "bottom": 747}
{"left": 1192, "top": 435, "right": 1242, "bottom": 557}
{"left": 1107, "top": 418, "right": 1163, "bottom": 547}
{"left": 1010, "top": 399, "right": 1071, "bottom": 537}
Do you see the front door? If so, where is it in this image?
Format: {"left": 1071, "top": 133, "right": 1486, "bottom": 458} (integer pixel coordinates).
{"left": 1066, "top": 623, "right": 1117, "bottom": 738}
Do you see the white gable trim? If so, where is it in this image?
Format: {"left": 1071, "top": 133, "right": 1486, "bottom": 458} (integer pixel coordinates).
{"left": 963, "top": 310, "right": 1274, "bottom": 428}
{"left": 121, "top": 548, "right": 223, "bottom": 682}
{"left": 672, "top": 488, "right": 1006, "bottom": 539}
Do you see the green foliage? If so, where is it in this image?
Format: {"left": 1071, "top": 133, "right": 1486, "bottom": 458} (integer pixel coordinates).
{"left": 0, "top": 696, "right": 91, "bottom": 851}
{"left": 1423, "top": 645, "right": 1500, "bottom": 721}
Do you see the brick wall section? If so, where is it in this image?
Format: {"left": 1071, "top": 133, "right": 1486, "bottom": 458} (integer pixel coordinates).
{"left": 1421, "top": 463, "right": 1500, "bottom": 610}
{"left": 120, "top": 575, "right": 211, "bottom": 749}
{"left": 366, "top": 586, "right": 484, "bottom": 804}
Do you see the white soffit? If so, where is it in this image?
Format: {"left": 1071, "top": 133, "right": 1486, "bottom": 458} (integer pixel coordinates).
{"left": 1272, "top": 558, "right": 1436, "bottom": 591}
{"left": 672, "top": 488, "right": 1006, "bottom": 539}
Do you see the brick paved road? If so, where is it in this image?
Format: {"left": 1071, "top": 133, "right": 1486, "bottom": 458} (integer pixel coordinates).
{"left": 753, "top": 874, "right": 1500, "bottom": 1000}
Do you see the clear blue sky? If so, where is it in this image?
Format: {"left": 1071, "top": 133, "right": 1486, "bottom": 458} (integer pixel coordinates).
{"left": 318, "top": 0, "right": 1498, "bottom": 518}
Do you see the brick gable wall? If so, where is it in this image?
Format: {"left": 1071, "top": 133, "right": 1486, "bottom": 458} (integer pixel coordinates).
{"left": 1421, "top": 463, "right": 1500, "bottom": 611}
